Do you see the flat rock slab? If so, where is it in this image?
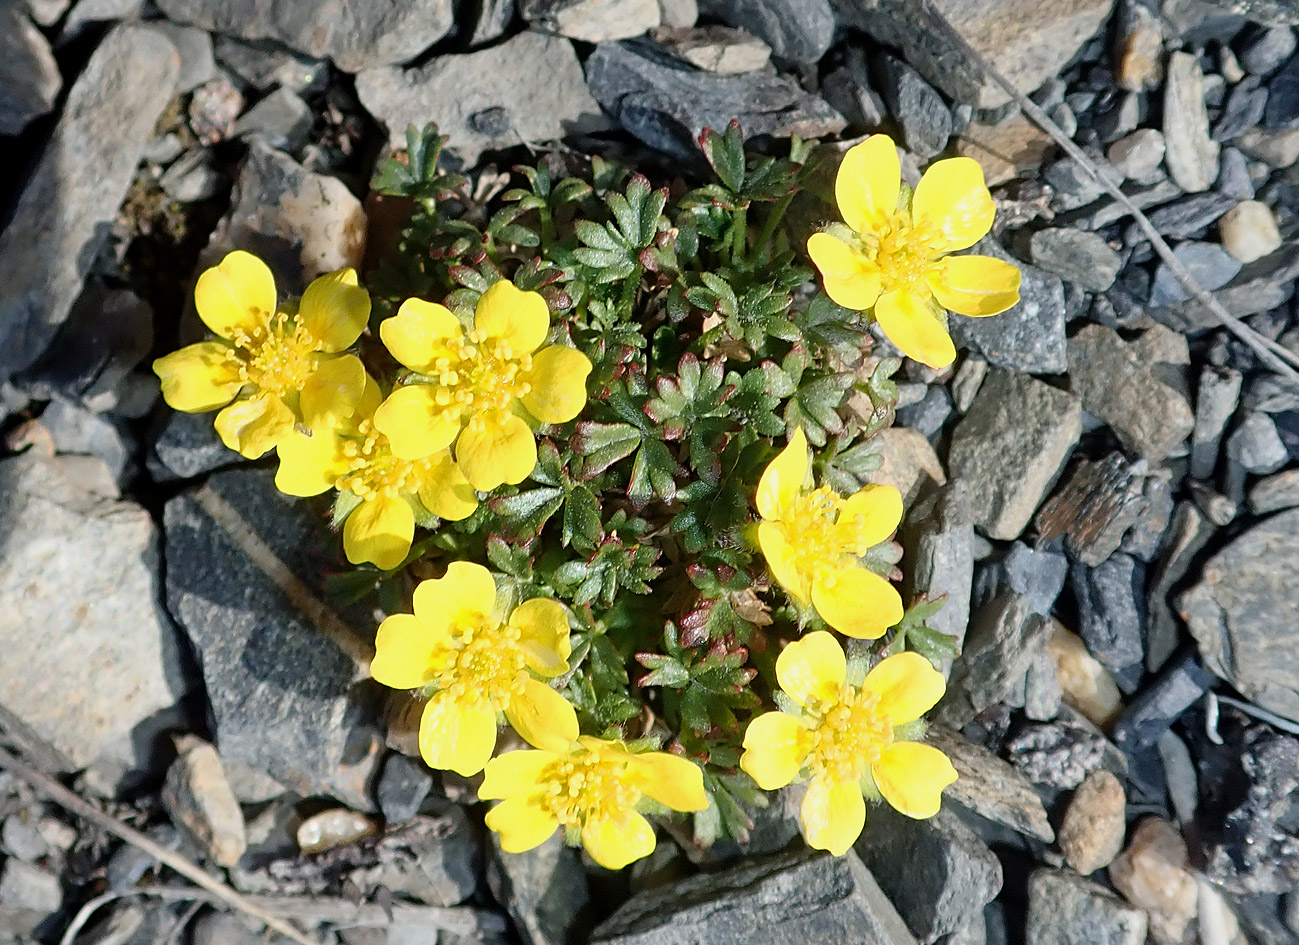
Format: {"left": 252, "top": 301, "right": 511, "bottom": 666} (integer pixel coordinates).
{"left": 154, "top": 0, "right": 453, "bottom": 71}
{"left": 163, "top": 469, "right": 382, "bottom": 809}
{"left": 357, "top": 31, "right": 609, "bottom": 168}
{"left": 0, "top": 454, "right": 187, "bottom": 790}
{"left": 948, "top": 369, "right": 1081, "bottom": 541}
{"left": 0, "top": 25, "right": 179, "bottom": 382}
{"left": 1179, "top": 507, "right": 1299, "bottom": 723}
{"left": 592, "top": 849, "right": 917, "bottom": 945}
{"left": 0, "top": 5, "right": 61, "bottom": 135}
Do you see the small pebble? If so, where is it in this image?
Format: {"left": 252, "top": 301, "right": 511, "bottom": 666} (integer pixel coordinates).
{"left": 297, "top": 808, "right": 377, "bottom": 854}
{"left": 1059, "top": 769, "right": 1126, "bottom": 875}
{"left": 1108, "top": 818, "right": 1198, "bottom": 945}
{"left": 1115, "top": 8, "right": 1163, "bottom": 92}
{"left": 1107, "top": 128, "right": 1165, "bottom": 180}
{"left": 1044, "top": 624, "right": 1123, "bottom": 729}
{"left": 1218, "top": 199, "right": 1282, "bottom": 263}
{"left": 1, "top": 815, "right": 49, "bottom": 863}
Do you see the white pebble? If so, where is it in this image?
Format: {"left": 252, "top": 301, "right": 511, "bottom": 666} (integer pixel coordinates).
{"left": 1218, "top": 199, "right": 1282, "bottom": 263}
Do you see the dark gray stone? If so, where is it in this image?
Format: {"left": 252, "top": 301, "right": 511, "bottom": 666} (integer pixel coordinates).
{"left": 1145, "top": 503, "right": 1215, "bottom": 673}
{"left": 926, "top": 725, "right": 1054, "bottom": 842}
{"left": 154, "top": 0, "right": 454, "bottom": 71}
{"left": 358, "top": 31, "right": 609, "bottom": 167}
{"left": 1214, "top": 82, "right": 1269, "bottom": 141}
{"left": 697, "top": 0, "right": 833, "bottom": 62}
{"left": 855, "top": 807, "right": 1002, "bottom": 944}
{"left": 1111, "top": 652, "right": 1215, "bottom": 753}
{"left": 0, "top": 25, "right": 180, "bottom": 383}
{"left": 949, "top": 236, "right": 1067, "bottom": 375}
{"left": 1143, "top": 192, "right": 1237, "bottom": 239}
{"left": 906, "top": 484, "right": 975, "bottom": 675}
{"left": 148, "top": 22, "right": 217, "bottom": 93}
{"left": 1071, "top": 554, "right": 1146, "bottom": 692}
{"left": 233, "top": 87, "right": 313, "bottom": 152}
{"left": 0, "top": 4, "right": 61, "bottom": 135}
{"left": 163, "top": 469, "right": 382, "bottom": 809}
{"left": 149, "top": 410, "right": 240, "bottom": 482}
{"left": 1001, "top": 542, "right": 1068, "bottom": 616}
{"left": 1064, "top": 179, "right": 1181, "bottom": 230}
{"left": 375, "top": 752, "right": 434, "bottom": 824}
{"left": 896, "top": 385, "right": 953, "bottom": 441}
{"left": 1218, "top": 146, "right": 1256, "bottom": 198}
{"left": 1091, "top": 92, "right": 1140, "bottom": 143}
{"left": 1120, "top": 474, "right": 1175, "bottom": 562}
{"left": 1226, "top": 411, "right": 1290, "bottom": 473}
{"left": 378, "top": 802, "right": 480, "bottom": 906}
{"left": 1155, "top": 243, "right": 1299, "bottom": 331}
{"left": 875, "top": 54, "right": 952, "bottom": 160}
{"left": 1180, "top": 507, "right": 1299, "bottom": 722}
{"left": 941, "top": 593, "right": 1050, "bottom": 725}
{"left": 1265, "top": 53, "right": 1299, "bottom": 128}
{"left": 463, "top": 0, "right": 517, "bottom": 45}
{"left": 487, "top": 830, "right": 591, "bottom": 945}
{"left": 1005, "top": 720, "right": 1110, "bottom": 791}
{"left": 214, "top": 36, "right": 329, "bottom": 94}
{"left": 1238, "top": 23, "right": 1297, "bottom": 73}
{"left": 1044, "top": 153, "right": 1124, "bottom": 211}
{"left": 1202, "top": 0, "right": 1299, "bottom": 24}
{"left": 821, "top": 46, "right": 887, "bottom": 131}
{"left": 591, "top": 849, "right": 917, "bottom": 945}
{"left": 37, "top": 399, "right": 131, "bottom": 484}
{"left": 1026, "top": 869, "right": 1147, "bottom": 945}
{"left": 1164, "top": 51, "right": 1221, "bottom": 192}
{"left": 582, "top": 38, "right": 843, "bottom": 164}
{"left": 1191, "top": 366, "right": 1245, "bottom": 479}
{"left": 1028, "top": 228, "right": 1121, "bottom": 291}
{"left": 159, "top": 149, "right": 223, "bottom": 203}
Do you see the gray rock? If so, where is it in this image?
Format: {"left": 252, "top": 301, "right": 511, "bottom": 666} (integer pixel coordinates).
{"left": 1244, "top": 373, "right": 1299, "bottom": 412}
{"left": 1044, "top": 153, "right": 1124, "bottom": 211}
{"left": 520, "top": 0, "right": 661, "bottom": 41}
{"left": 1144, "top": 192, "right": 1237, "bottom": 239}
{"left": 1, "top": 816, "right": 50, "bottom": 863}
{"left": 942, "top": 593, "right": 1051, "bottom": 725}
{"left": 1212, "top": 81, "right": 1268, "bottom": 142}
{"left": 1029, "top": 228, "right": 1122, "bottom": 291}
{"left": 906, "top": 484, "right": 975, "bottom": 676}
{"left": 896, "top": 385, "right": 953, "bottom": 441}
{"left": 1106, "top": 128, "right": 1166, "bottom": 180}
{"left": 1066, "top": 325, "right": 1195, "bottom": 463}
{"left": 1066, "top": 178, "right": 1181, "bottom": 230}
{"left": 378, "top": 802, "right": 479, "bottom": 906}
{"left": 463, "top": 0, "right": 518, "bottom": 43}
{"left": 358, "top": 31, "right": 609, "bottom": 167}
{"left": 163, "top": 469, "right": 382, "bottom": 809}
{"left": 1156, "top": 243, "right": 1299, "bottom": 331}
{"left": 0, "top": 859, "right": 62, "bottom": 938}
{"left": 1238, "top": 23, "right": 1297, "bottom": 73}
{"left": 1024, "top": 647, "right": 1063, "bottom": 721}
{"left": 951, "top": 355, "right": 988, "bottom": 413}
{"left": 1145, "top": 503, "right": 1214, "bottom": 673}
{"left": 160, "top": 149, "right": 223, "bottom": 203}
{"left": 1237, "top": 124, "right": 1299, "bottom": 165}
{"left": 1164, "top": 51, "right": 1221, "bottom": 192}
{"left": 949, "top": 237, "right": 1067, "bottom": 375}
{"left": 822, "top": 46, "right": 887, "bottom": 130}
{"left": 583, "top": 38, "right": 843, "bottom": 164}
{"left": 651, "top": 25, "right": 771, "bottom": 74}
{"left": 1092, "top": 92, "right": 1141, "bottom": 143}
{"left": 659, "top": 0, "right": 697, "bottom": 25}
{"left": 832, "top": 0, "right": 1112, "bottom": 109}
{"left": 488, "top": 831, "right": 592, "bottom": 945}
{"left": 1049, "top": 101, "right": 1078, "bottom": 139}
{"left": 1217, "top": 146, "right": 1256, "bottom": 198}
{"left": 925, "top": 725, "right": 1055, "bottom": 842}
{"left": 1071, "top": 554, "right": 1146, "bottom": 692}
{"left": 375, "top": 752, "right": 434, "bottom": 823}
{"left": 1120, "top": 473, "right": 1174, "bottom": 562}
{"left": 876, "top": 54, "right": 952, "bottom": 160}
{"left": 162, "top": 737, "right": 246, "bottom": 867}
{"left": 1201, "top": 0, "right": 1299, "bottom": 24}
{"left": 1026, "top": 869, "right": 1148, "bottom": 945}
{"left": 59, "top": 0, "right": 145, "bottom": 41}
{"left": 1249, "top": 468, "right": 1299, "bottom": 513}
{"left": 1111, "top": 652, "right": 1215, "bottom": 753}
{"left": 1180, "top": 507, "right": 1299, "bottom": 722}
{"left": 147, "top": 22, "right": 218, "bottom": 93}
{"left": 697, "top": 0, "right": 834, "bottom": 62}
{"left": 948, "top": 370, "right": 1081, "bottom": 541}
{"left": 592, "top": 849, "right": 917, "bottom": 945}
{"left": 27, "top": 0, "right": 71, "bottom": 25}
{"left": 1265, "top": 53, "right": 1299, "bottom": 128}
{"left": 1002, "top": 542, "right": 1068, "bottom": 616}
{"left": 0, "top": 5, "right": 61, "bottom": 136}
{"left": 36, "top": 399, "right": 131, "bottom": 484}
{"left": 1226, "top": 411, "right": 1290, "bottom": 473}
{"left": 1192, "top": 366, "right": 1245, "bottom": 479}
{"left": 149, "top": 410, "right": 238, "bottom": 482}
{"left": 154, "top": 0, "right": 454, "bottom": 72}
{"left": 0, "top": 453, "right": 187, "bottom": 790}
{"left": 233, "top": 87, "right": 313, "bottom": 152}
{"left": 855, "top": 807, "right": 1002, "bottom": 944}
{"left": 0, "top": 25, "right": 180, "bottom": 383}
{"left": 214, "top": 36, "right": 329, "bottom": 94}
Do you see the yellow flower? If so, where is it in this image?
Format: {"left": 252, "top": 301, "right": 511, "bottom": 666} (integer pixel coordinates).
{"left": 740, "top": 632, "right": 957, "bottom": 856}
{"left": 368, "top": 561, "right": 578, "bottom": 776}
{"left": 480, "top": 736, "right": 707, "bottom": 870}
{"left": 373, "top": 280, "right": 592, "bottom": 491}
{"left": 757, "top": 427, "right": 905, "bottom": 639}
{"left": 153, "top": 250, "right": 373, "bottom": 458}
{"left": 276, "top": 375, "right": 478, "bottom": 570}
{"left": 808, "top": 134, "right": 1021, "bottom": 369}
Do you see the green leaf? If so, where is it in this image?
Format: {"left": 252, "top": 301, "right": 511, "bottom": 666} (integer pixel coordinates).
{"left": 489, "top": 486, "right": 564, "bottom": 540}
{"left": 699, "top": 121, "right": 746, "bottom": 193}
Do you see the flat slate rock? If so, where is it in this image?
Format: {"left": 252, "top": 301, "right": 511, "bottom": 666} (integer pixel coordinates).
{"left": 357, "top": 31, "right": 609, "bottom": 167}
{"left": 154, "top": 0, "right": 454, "bottom": 71}
{"left": 0, "top": 4, "right": 61, "bottom": 135}
{"left": 0, "top": 25, "right": 179, "bottom": 382}
{"left": 1179, "top": 507, "right": 1299, "bottom": 723}
{"left": 697, "top": 0, "right": 834, "bottom": 62}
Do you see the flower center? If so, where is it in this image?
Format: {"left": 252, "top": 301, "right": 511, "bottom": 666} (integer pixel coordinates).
{"left": 428, "top": 615, "right": 527, "bottom": 706}
{"left": 808, "top": 688, "right": 893, "bottom": 784}
{"left": 857, "top": 215, "right": 939, "bottom": 293}
{"left": 227, "top": 312, "right": 319, "bottom": 396}
{"left": 781, "top": 486, "right": 856, "bottom": 566}
{"left": 534, "top": 747, "right": 638, "bottom": 829}
{"left": 337, "top": 420, "right": 442, "bottom": 499}
{"left": 425, "top": 330, "right": 533, "bottom": 415}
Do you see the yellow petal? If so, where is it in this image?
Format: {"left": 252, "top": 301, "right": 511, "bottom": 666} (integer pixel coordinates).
{"left": 379, "top": 298, "right": 463, "bottom": 373}
{"left": 194, "top": 250, "right": 277, "bottom": 340}
{"left": 485, "top": 795, "right": 561, "bottom": 853}
{"left": 740, "top": 712, "right": 812, "bottom": 790}
{"left": 835, "top": 484, "right": 904, "bottom": 553}
{"left": 368, "top": 613, "right": 439, "bottom": 690}
{"left": 298, "top": 268, "right": 371, "bottom": 352}
{"left": 807, "top": 233, "right": 883, "bottom": 311}
{"left": 776, "top": 631, "right": 845, "bottom": 707}
{"left": 800, "top": 775, "right": 866, "bottom": 856}
{"left": 874, "top": 288, "right": 957, "bottom": 370}
{"left": 862, "top": 652, "right": 947, "bottom": 726}
{"left": 504, "top": 678, "right": 579, "bottom": 752}
{"left": 275, "top": 428, "right": 349, "bottom": 497}
{"left": 455, "top": 410, "right": 537, "bottom": 491}
{"left": 520, "top": 346, "right": 592, "bottom": 424}
{"left": 811, "top": 564, "right": 904, "bottom": 640}
{"left": 758, "top": 521, "right": 811, "bottom": 603}
{"left": 509, "top": 598, "right": 572, "bottom": 676}
{"left": 756, "top": 427, "right": 809, "bottom": 520}
{"left": 413, "top": 560, "right": 498, "bottom": 626}
{"left": 911, "top": 157, "right": 995, "bottom": 252}
{"left": 418, "top": 692, "right": 499, "bottom": 776}
{"left": 342, "top": 493, "right": 414, "bottom": 570}
{"left": 373, "top": 384, "right": 462, "bottom": 460}
{"left": 927, "top": 255, "right": 1022, "bottom": 317}
{"left": 632, "top": 752, "right": 708, "bottom": 812}
{"left": 474, "top": 280, "right": 550, "bottom": 354}
{"left": 479, "top": 749, "right": 554, "bottom": 800}
{"left": 416, "top": 452, "right": 479, "bottom": 522}
{"left": 835, "top": 134, "right": 901, "bottom": 234}
{"left": 153, "top": 342, "right": 241, "bottom": 412}
{"left": 300, "top": 354, "right": 366, "bottom": 431}
{"left": 581, "top": 810, "right": 657, "bottom": 871}
{"left": 213, "top": 394, "right": 294, "bottom": 459}
{"left": 873, "top": 742, "right": 958, "bottom": 820}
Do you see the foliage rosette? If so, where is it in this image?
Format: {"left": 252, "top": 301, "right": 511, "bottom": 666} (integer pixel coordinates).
{"left": 153, "top": 121, "right": 1021, "bottom": 866}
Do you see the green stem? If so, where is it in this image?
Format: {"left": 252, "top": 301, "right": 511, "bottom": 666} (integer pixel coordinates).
{"left": 753, "top": 192, "right": 794, "bottom": 266}
{"left": 729, "top": 205, "right": 748, "bottom": 269}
